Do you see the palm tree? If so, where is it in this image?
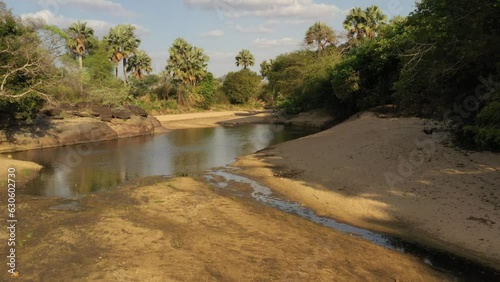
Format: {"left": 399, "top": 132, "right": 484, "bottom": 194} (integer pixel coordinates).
{"left": 304, "top": 22, "right": 336, "bottom": 54}
{"left": 166, "top": 38, "right": 209, "bottom": 104}
{"left": 343, "top": 7, "right": 367, "bottom": 40}
{"left": 126, "top": 50, "right": 152, "bottom": 79}
{"left": 343, "top": 6, "right": 387, "bottom": 41}
{"left": 67, "top": 21, "right": 94, "bottom": 70}
{"left": 260, "top": 60, "right": 273, "bottom": 78}
{"left": 235, "top": 49, "right": 255, "bottom": 69}
{"left": 365, "top": 5, "right": 387, "bottom": 38}
{"left": 103, "top": 28, "right": 122, "bottom": 78}
{"left": 103, "top": 24, "right": 141, "bottom": 83}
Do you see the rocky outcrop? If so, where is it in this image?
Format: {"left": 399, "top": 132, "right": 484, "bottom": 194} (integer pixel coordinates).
{"left": 0, "top": 115, "right": 169, "bottom": 153}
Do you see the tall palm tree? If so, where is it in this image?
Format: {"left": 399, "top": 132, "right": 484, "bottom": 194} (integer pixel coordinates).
{"left": 103, "top": 28, "right": 122, "bottom": 78}
{"left": 304, "top": 22, "right": 336, "bottom": 54}
{"left": 365, "top": 5, "right": 387, "bottom": 38}
{"left": 343, "top": 7, "right": 367, "bottom": 40}
{"left": 235, "top": 49, "right": 255, "bottom": 69}
{"left": 126, "top": 50, "right": 152, "bottom": 79}
{"left": 166, "top": 38, "right": 209, "bottom": 104}
{"left": 260, "top": 59, "right": 273, "bottom": 78}
{"left": 67, "top": 21, "right": 94, "bottom": 70}
{"left": 103, "top": 24, "right": 140, "bottom": 83}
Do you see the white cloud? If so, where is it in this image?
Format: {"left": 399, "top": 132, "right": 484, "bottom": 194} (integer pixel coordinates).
{"left": 184, "top": 0, "right": 340, "bottom": 20}
{"left": 235, "top": 24, "right": 272, "bottom": 33}
{"left": 200, "top": 29, "right": 225, "bottom": 37}
{"left": 253, "top": 37, "right": 300, "bottom": 48}
{"left": 36, "top": 0, "right": 135, "bottom": 17}
{"left": 20, "top": 9, "right": 149, "bottom": 37}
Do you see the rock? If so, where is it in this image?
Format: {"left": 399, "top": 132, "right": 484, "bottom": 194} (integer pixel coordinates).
{"left": 125, "top": 104, "right": 148, "bottom": 117}
{"left": 57, "top": 122, "right": 118, "bottom": 144}
{"left": 70, "top": 111, "right": 92, "bottom": 118}
{"left": 42, "top": 108, "right": 62, "bottom": 117}
{"left": 112, "top": 108, "right": 131, "bottom": 120}
{"left": 0, "top": 113, "right": 166, "bottom": 153}
{"left": 98, "top": 107, "right": 113, "bottom": 120}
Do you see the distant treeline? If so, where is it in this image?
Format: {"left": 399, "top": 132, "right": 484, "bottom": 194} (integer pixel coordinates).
{"left": 0, "top": 0, "right": 499, "bottom": 150}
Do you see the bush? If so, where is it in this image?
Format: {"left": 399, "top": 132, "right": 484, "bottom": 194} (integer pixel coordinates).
{"left": 196, "top": 72, "right": 219, "bottom": 108}
{"left": 129, "top": 75, "right": 161, "bottom": 98}
{"left": 222, "top": 69, "right": 261, "bottom": 104}
{"left": 0, "top": 94, "right": 44, "bottom": 122}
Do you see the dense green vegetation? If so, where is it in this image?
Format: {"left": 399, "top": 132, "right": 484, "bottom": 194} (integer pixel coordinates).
{"left": 260, "top": 0, "right": 500, "bottom": 150}
{"left": 0, "top": 0, "right": 499, "bottom": 149}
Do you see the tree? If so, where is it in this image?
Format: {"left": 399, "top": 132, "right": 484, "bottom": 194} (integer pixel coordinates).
{"left": 0, "top": 2, "right": 57, "bottom": 120}
{"left": 343, "top": 7, "right": 367, "bottom": 40}
{"left": 66, "top": 21, "right": 95, "bottom": 70}
{"left": 222, "top": 69, "right": 261, "bottom": 104}
{"left": 260, "top": 60, "right": 272, "bottom": 78}
{"left": 104, "top": 24, "right": 141, "bottom": 83}
{"left": 126, "top": 50, "right": 152, "bottom": 79}
{"left": 304, "top": 22, "right": 336, "bottom": 54}
{"left": 343, "top": 6, "right": 387, "bottom": 41}
{"left": 365, "top": 5, "right": 387, "bottom": 38}
{"left": 166, "top": 38, "right": 209, "bottom": 104}
{"left": 84, "top": 39, "right": 115, "bottom": 81}
{"left": 235, "top": 49, "right": 255, "bottom": 69}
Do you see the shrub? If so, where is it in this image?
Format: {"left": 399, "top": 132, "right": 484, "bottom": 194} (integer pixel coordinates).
{"left": 0, "top": 94, "right": 44, "bottom": 122}
{"left": 222, "top": 69, "right": 261, "bottom": 104}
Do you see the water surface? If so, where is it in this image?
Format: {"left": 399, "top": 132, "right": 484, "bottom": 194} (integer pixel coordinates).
{"left": 9, "top": 124, "right": 316, "bottom": 197}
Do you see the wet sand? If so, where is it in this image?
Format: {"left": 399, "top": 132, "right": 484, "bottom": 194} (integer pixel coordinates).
{"left": 232, "top": 112, "right": 500, "bottom": 270}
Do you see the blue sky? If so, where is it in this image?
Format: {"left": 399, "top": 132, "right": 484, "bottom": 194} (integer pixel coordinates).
{"left": 5, "top": 0, "right": 417, "bottom": 77}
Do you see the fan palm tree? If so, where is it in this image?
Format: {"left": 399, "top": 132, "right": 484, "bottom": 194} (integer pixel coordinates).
{"left": 126, "top": 50, "right": 152, "bottom": 79}
{"left": 235, "top": 49, "right": 255, "bottom": 69}
{"left": 166, "top": 38, "right": 209, "bottom": 104}
{"left": 365, "top": 5, "right": 387, "bottom": 38}
{"left": 103, "top": 24, "right": 141, "bottom": 83}
{"left": 103, "top": 28, "right": 122, "bottom": 78}
{"left": 343, "top": 7, "right": 367, "bottom": 40}
{"left": 304, "top": 22, "right": 336, "bottom": 54}
{"left": 260, "top": 59, "right": 273, "bottom": 78}
{"left": 67, "top": 21, "right": 95, "bottom": 70}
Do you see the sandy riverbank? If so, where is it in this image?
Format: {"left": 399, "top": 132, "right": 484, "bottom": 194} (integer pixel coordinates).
{"left": 0, "top": 175, "right": 451, "bottom": 281}
{"left": 155, "top": 109, "right": 334, "bottom": 130}
{"left": 232, "top": 112, "right": 500, "bottom": 270}
{"left": 0, "top": 155, "right": 43, "bottom": 185}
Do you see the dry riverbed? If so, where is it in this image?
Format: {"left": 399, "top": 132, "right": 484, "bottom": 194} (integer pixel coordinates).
{"left": 0, "top": 175, "right": 451, "bottom": 281}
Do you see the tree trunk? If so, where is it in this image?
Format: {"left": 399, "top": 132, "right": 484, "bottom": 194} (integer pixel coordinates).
{"left": 122, "top": 58, "right": 128, "bottom": 84}
{"left": 78, "top": 55, "right": 83, "bottom": 70}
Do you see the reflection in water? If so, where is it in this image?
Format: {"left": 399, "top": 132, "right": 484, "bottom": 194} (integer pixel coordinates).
{"left": 9, "top": 124, "right": 316, "bottom": 197}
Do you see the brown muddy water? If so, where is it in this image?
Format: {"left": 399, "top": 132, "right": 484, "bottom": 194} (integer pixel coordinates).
{"left": 7, "top": 124, "right": 316, "bottom": 197}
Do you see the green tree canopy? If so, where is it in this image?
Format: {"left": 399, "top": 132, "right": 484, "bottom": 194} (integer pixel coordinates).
{"left": 304, "top": 22, "right": 336, "bottom": 53}
{"left": 343, "top": 6, "right": 387, "bottom": 41}
{"left": 222, "top": 69, "right": 261, "bottom": 104}
{"left": 103, "top": 24, "right": 141, "bottom": 83}
{"left": 166, "top": 38, "right": 209, "bottom": 104}
{"left": 66, "top": 21, "right": 95, "bottom": 70}
{"left": 260, "top": 60, "right": 272, "bottom": 78}
{"left": 235, "top": 49, "right": 255, "bottom": 69}
{"left": 127, "top": 50, "right": 152, "bottom": 80}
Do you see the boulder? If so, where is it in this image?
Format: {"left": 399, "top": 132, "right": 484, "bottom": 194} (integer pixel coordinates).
{"left": 125, "top": 104, "right": 148, "bottom": 117}
{"left": 112, "top": 108, "right": 132, "bottom": 120}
